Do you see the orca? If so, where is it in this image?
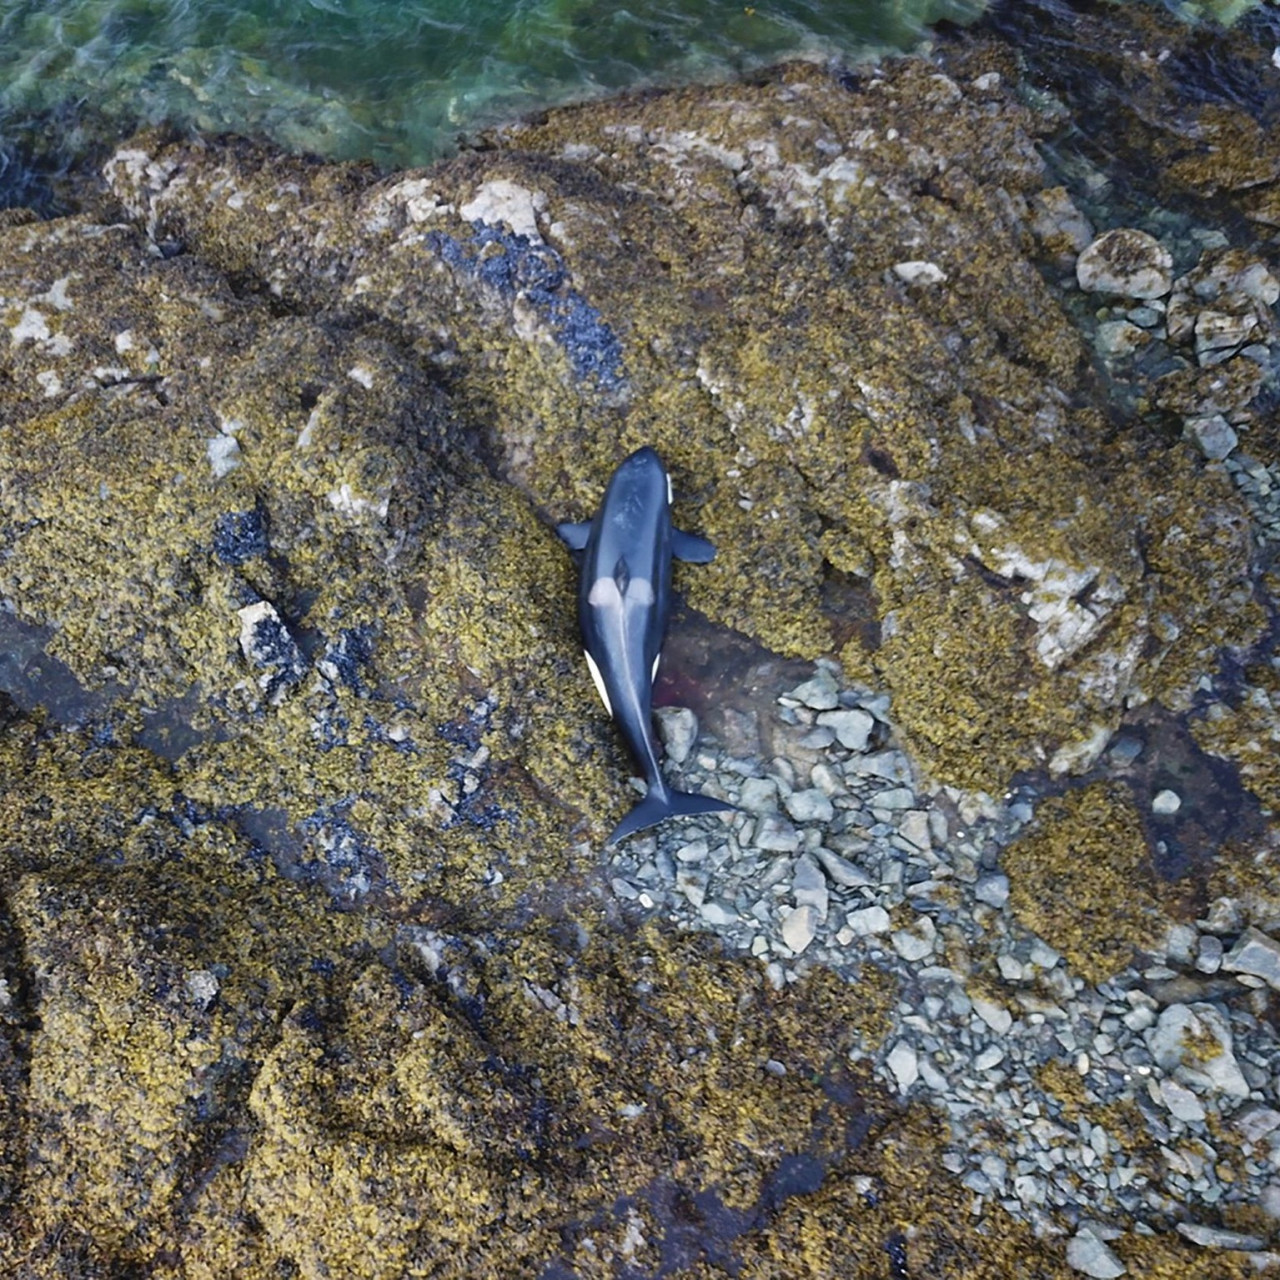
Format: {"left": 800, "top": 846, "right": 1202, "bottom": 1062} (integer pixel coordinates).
{"left": 558, "top": 446, "right": 738, "bottom": 846}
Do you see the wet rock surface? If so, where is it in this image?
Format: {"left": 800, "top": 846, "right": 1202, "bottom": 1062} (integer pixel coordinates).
{"left": 1, "top": 2, "right": 1280, "bottom": 1276}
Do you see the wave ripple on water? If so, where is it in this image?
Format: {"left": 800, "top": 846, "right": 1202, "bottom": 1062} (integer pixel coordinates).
{"left": 0, "top": 0, "right": 984, "bottom": 175}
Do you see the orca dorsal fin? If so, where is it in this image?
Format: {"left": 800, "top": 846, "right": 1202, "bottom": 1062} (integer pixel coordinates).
{"left": 557, "top": 521, "right": 592, "bottom": 551}
{"left": 672, "top": 529, "right": 716, "bottom": 564}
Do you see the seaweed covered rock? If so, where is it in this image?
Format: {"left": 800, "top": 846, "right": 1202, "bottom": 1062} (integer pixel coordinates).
{"left": 0, "top": 726, "right": 900, "bottom": 1278}
{"left": 103, "top": 57, "right": 1260, "bottom": 791}
{"left": 0, "top": 210, "right": 628, "bottom": 898}
{"left": 0, "top": 17, "right": 1277, "bottom": 1277}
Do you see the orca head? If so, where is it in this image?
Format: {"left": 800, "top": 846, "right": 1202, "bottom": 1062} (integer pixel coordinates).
{"left": 611, "top": 446, "right": 671, "bottom": 511}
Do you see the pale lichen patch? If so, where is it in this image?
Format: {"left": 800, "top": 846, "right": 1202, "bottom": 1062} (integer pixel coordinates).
{"left": 40, "top": 276, "right": 77, "bottom": 311}
{"left": 206, "top": 434, "right": 243, "bottom": 477}
{"left": 328, "top": 483, "right": 390, "bottom": 521}
{"left": 10, "top": 307, "right": 50, "bottom": 345}
{"left": 459, "top": 179, "right": 547, "bottom": 242}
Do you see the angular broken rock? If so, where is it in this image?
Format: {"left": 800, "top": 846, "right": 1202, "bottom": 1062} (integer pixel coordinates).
{"left": 1176, "top": 1222, "right": 1265, "bottom": 1251}
{"left": 783, "top": 668, "right": 839, "bottom": 711}
{"left": 780, "top": 903, "right": 817, "bottom": 954}
{"left": 1144, "top": 1002, "right": 1249, "bottom": 1099}
{"left": 1066, "top": 1225, "right": 1126, "bottom": 1278}
{"left": 1222, "top": 926, "right": 1280, "bottom": 990}
{"left": 1186, "top": 414, "right": 1238, "bottom": 462}
{"left": 886, "top": 1040, "right": 919, "bottom": 1092}
{"left": 237, "top": 600, "right": 307, "bottom": 704}
{"left": 654, "top": 705, "right": 698, "bottom": 764}
{"left": 816, "top": 707, "right": 874, "bottom": 751}
{"left": 1194, "top": 305, "right": 1260, "bottom": 363}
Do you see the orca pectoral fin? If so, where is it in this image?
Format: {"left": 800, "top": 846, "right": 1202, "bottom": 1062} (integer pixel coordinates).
{"left": 672, "top": 529, "right": 716, "bottom": 564}
{"left": 605, "top": 787, "right": 739, "bottom": 846}
{"left": 557, "top": 520, "right": 592, "bottom": 551}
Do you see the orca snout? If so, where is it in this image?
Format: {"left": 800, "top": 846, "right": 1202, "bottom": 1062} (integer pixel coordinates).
{"left": 614, "top": 446, "right": 671, "bottom": 505}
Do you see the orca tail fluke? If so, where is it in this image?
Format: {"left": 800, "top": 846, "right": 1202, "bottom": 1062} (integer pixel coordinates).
{"left": 605, "top": 787, "right": 739, "bottom": 847}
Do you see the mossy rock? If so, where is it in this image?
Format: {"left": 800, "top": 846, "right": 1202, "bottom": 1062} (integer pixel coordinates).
{"left": 101, "top": 58, "right": 1258, "bottom": 793}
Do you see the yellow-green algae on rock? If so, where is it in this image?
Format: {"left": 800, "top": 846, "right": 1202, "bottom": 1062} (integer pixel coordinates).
{"left": 1, "top": 15, "right": 1278, "bottom": 1278}
{"left": 1002, "top": 782, "right": 1168, "bottom": 987}
{"left": 102, "top": 55, "right": 1260, "bottom": 795}
{"left": 0, "top": 710, "right": 905, "bottom": 1276}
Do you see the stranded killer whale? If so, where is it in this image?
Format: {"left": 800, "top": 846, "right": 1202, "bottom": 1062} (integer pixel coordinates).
{"left": 558, "top": 447, "right": 738, "bottom": 846}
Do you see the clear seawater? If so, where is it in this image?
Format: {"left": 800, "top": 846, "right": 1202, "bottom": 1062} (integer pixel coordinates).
{"left": 0, "top": 0, "right": 987, "bottom": 173}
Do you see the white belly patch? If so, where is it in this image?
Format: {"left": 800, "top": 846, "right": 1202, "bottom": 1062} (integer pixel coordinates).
{"left": 584, "top": 649, "right": 613, "bottom": 716}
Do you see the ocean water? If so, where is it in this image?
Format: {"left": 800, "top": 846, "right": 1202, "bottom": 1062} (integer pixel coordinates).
{"left": 0, "top": 0, "right": 986, "bottom": 175}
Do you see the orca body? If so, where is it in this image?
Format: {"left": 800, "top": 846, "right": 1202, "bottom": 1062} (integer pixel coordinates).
{"left": 558, "top": 447, "right": 737, "bottom": 846}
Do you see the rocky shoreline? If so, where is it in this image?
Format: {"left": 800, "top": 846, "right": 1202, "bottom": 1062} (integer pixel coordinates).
{"left": 1, "top": 2, "right": 1279, "bottom": 1275}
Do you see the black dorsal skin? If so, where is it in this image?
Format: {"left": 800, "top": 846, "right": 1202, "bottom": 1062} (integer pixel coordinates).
{"left": 557, "top": 447, "right": 736, "bottom": 845}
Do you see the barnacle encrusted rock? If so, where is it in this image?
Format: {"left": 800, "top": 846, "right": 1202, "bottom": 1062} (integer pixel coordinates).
{"left": 1076, "top": 227, "right": 1173, "bottom": 299}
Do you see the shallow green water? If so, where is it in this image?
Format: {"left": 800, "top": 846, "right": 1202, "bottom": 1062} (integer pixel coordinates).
{"left": 0, "top": 0, "right": 985, "bottom": 171}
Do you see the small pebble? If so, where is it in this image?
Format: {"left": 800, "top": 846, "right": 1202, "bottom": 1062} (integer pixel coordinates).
{"left": 654, "top": 705, "right": 698, "bottom": 764}
{"left": 780, "top": 904, "right": 817, "bottom": 954}
{"left": 784, "top": 788, "right": 835, "bottom": 824}
{"left": 886, "top": 1041, "right": 919, "bottom": 1092}
{"left": 785, "top": 669, "right": 839, "bottom": 710}
{"left": 846, "top": 905, "right": 891, "bottom": 936}
{"left": 816, "top": 707, "right": 874, "bottom": 750}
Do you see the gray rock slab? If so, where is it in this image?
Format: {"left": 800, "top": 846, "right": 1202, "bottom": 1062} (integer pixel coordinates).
{"left": 784, "top": 669, "right": 839, "bottom": 710}
{"left": 971, "top": 994, "right": 1013, "bottom": 1035}
{"left": 1145, "top": 1002, "right": 1249, "bottom": 1099}
{"left": 1176, "top": 1223, "right": 1265, "bottom": 1251}
{"left": 847, "top": 751, "right": 912, "bottom": 783}
{"left": 898, "top": 809, "right": 932, "bottom": 851}
{"left": 1187, "top": 414, "right": 1238, "bottom": 462}
{"left": 783, "top": 788, "right": 835, "bottom": 824}
{"left": 1066, "top": 1227, "right": 1127, "bottom": 1278}
{"left": 891, "top": 915, "right": 936, "bottom": 962}
{"left": 737, "top": 776, "right": 780, "bottom": 814}
{"left": 1222, "top": 926, "right": 1280, "bottom": 989}
{"left": 780, "top": 903, "right": 817, "bottom": 954}
{"left": 816, "top": 707, "right": 874, "bottom": 750}
{"left": 792, "top": 854, "right": 829, "bottom": 919}
{"left": 654, "top": 705, "right": 698, "bottom": 764}
{"left": 753, "top": 813, "right": 801, "bottom": 854}
{"left": 974, "top": 873, "right": 1010, "bottom": 909}
{"left": 1158, "top": 1078, "right": 1206, "bottom": 1124}
{"left": 846, "top": 905, "right": 891, "bottom": 936}
{"left": 872, "top": 786, "right": 917, "bottom": 809}
{"left": 1232, "top": 1104, "right": 1280, "bottom": 1145}
{"left": 886, "top": 1040, "right": 919, "bottom": 1092}
{"left": 813, "top": 846, "right": 872, "bottom": 888}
